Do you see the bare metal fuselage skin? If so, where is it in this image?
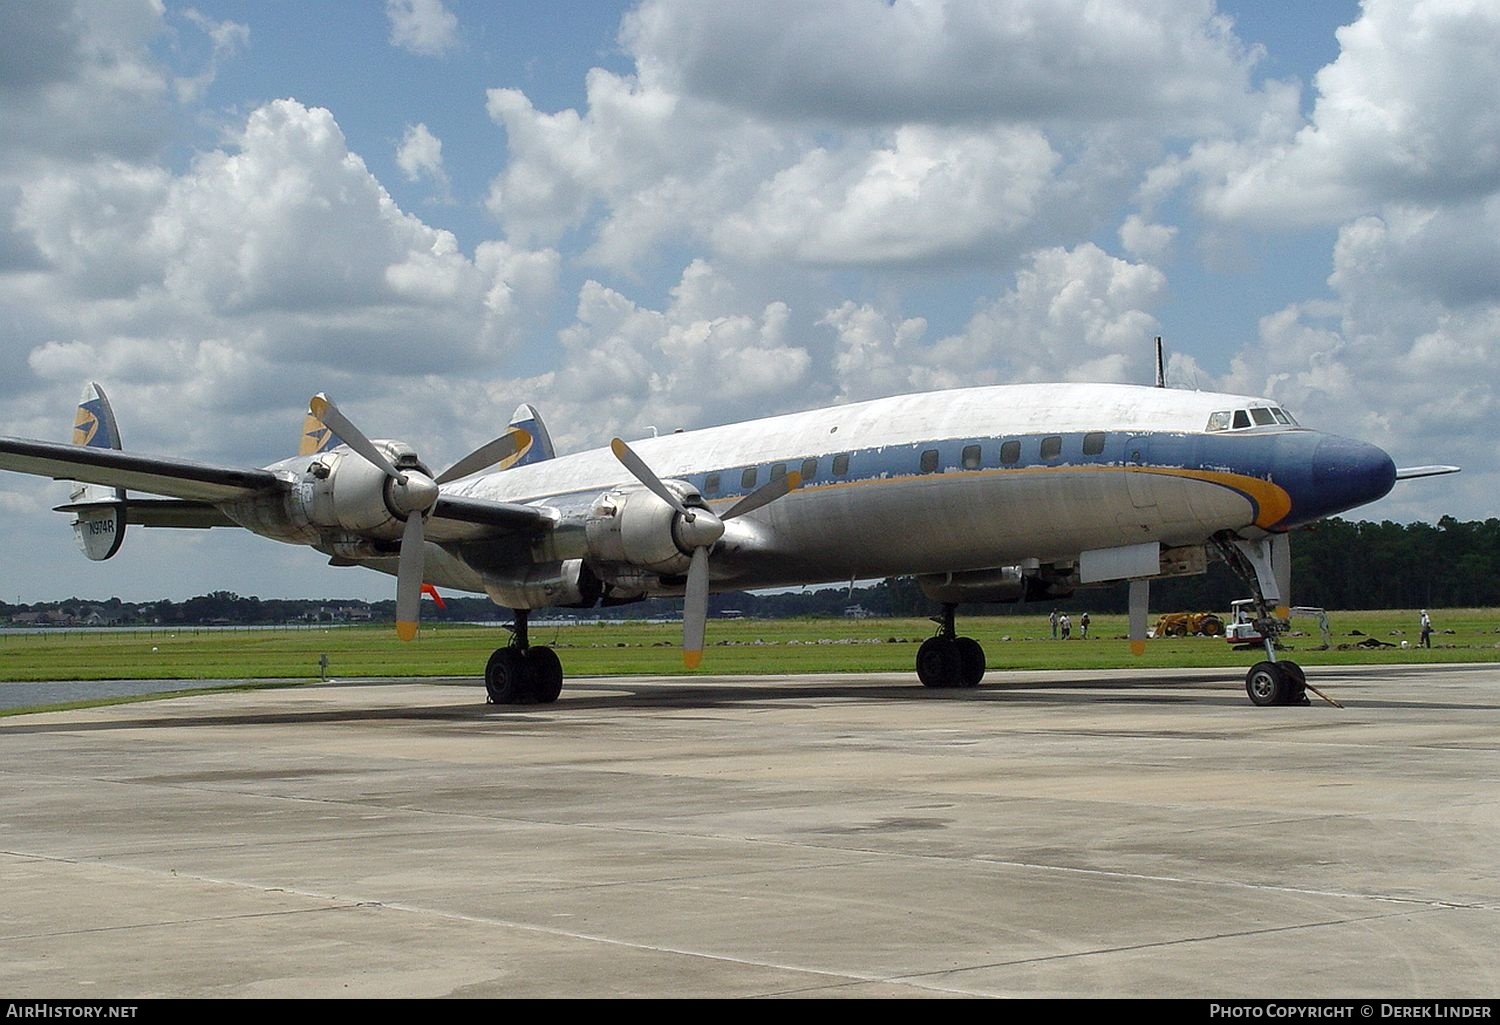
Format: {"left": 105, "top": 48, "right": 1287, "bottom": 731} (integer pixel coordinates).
{"left": 255, "top": 382, "right": 1394, "bottom": 607}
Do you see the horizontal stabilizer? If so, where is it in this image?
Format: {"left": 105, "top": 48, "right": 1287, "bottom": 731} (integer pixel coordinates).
{"left": 54, "top": 497, "right": 237, "bottom": 529}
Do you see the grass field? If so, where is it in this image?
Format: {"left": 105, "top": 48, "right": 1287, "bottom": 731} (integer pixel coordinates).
{"left": 3, "top": 608, "right": 1497, "bottom": 685}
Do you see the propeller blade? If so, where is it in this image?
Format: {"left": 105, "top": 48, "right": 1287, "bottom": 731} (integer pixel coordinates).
{"left": 395, "top": 511, "right": 425, "bottom": 642}
{"left": 610, "top": 438, "right": 695, "bottom": 518}
{"left": 723, "top": 469, "right": 801, "bottom": 520}
{"left": 1128, "top": 578, "right": 1149, "bottom": 656}
{"left": 435, "top": 428, "right": 532, "bottom": 485}
{"left": 309, "top": 394, "right": 403, "bottom": 480}
{"left": 683, "top": 545, "right": 709, "bottom": 669}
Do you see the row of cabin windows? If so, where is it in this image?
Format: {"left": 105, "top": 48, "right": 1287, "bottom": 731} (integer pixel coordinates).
{"left": 702, "top": 432, "right": 1113, "bottom": 493}
{"left": 703, "top": 452, "right": 854, "bottom": 495}
{"left": 928, "top": 432, "right": 1108, "bottom": 473}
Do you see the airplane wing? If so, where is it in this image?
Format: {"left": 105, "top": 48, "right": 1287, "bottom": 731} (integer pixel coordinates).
{"left": 3, "top": 435, "right": 559, "bottom": 540}
{"left": 432, "top": 498, "right": 561, "bottom": 537}
{"left": 0, "top": 436, "right": 281, "bottom": 502}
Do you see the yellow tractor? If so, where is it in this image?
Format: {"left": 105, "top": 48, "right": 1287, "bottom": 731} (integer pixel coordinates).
{"left": 1154, "top": 611, "right": 1226, "bottom": 637}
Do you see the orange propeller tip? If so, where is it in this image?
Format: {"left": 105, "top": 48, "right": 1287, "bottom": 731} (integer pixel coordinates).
{"left": 396, "top": 621, "right": 419, "bottom": 642}
{"left": 1130, "top": 639, "right": 1146, "bottom": 656}
{"left": 683, "top": 650, "right": 703, "bottom": 670}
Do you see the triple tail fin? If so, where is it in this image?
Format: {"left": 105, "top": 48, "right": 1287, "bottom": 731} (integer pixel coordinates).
{"left": 299, "top": 411, "right": 341, "bottom": 456}
{"left": 69, "top": 382, "right": 128, "bottom": 560}
{"left": 500, "top": 403, "right": 555, "bottom": 470}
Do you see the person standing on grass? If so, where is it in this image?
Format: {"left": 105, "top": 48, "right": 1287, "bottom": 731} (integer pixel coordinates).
{"left": 1050, "top": 608, "right": 1059, "bottom": 639}
{"left": 1059, "top": 612, "right": 1071, "bottom": 640}
{"left": 1420, "top": 609, "right": 1432, "bottom": 648}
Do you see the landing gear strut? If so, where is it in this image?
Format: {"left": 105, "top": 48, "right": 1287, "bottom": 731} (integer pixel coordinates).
{"left": 915, "top": 604, "right": 986, "bottom": 689}
{"left": 1214, "top": 535, "right": 1309, "bottom": 707}
{"left": 485, "top": 608, "right": 565, "bottom": 705}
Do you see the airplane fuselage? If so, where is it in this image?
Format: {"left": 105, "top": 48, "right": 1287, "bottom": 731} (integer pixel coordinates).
{"left": 400, "top": 382, "right": 1397, "bottom": 603}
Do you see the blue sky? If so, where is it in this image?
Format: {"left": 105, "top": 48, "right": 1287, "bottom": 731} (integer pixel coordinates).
{"left": 1, "top": 0, "right": 1495, "bottom": 602}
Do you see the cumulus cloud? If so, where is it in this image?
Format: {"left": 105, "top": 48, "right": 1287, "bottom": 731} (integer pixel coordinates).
{"left": 623, "top": 0, "right": 1260, "bottom": 129}
{"left": 486, "top": 0, "right": 1276, "bottom": 273}
{"left": 514, "top": 260, "right": 814, "bottom": 449}
{"left": 396, "top": 122, "right": 453, "bottom": 203}
{"left": 386, "top": 0, "right": 458, "bottom": 58}
{"left": 2, "top": 98, "right": 560, "bottom": 464}
{"left": 821, "top": 243, "right": 1166, "bottom": 400}
{"left": 0, "top": 0, "right": 170, "bottom": 168}
{"left": 1190, "top": 0, "right": 1500, "bottom": 226}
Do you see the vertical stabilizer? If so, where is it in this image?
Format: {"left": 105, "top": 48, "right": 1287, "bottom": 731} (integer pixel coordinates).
{"left": 500, "top": 403, "right": 555, "bottom": 469}
{"left": 300, "top": 411, "right": 341, "bottom": 456}
{"left": 69, "top": 382, "right": 127, "bottom": 560}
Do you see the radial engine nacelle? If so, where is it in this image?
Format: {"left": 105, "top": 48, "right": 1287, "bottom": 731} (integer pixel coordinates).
{"left": 583, "top": 480, "right": 725, "bottom": 577}
{"left": 297, "top": 441, "right": 437, "bottom": 540}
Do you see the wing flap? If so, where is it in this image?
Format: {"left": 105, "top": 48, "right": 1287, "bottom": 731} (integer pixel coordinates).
{"left": 0, "top": 437, "right": 280, "bottom": 502}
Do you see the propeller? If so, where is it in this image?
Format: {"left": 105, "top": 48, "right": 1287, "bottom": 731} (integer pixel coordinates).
{"left": 610, "top": 437, "right": 800, "bottom": 668}
{"left": 308, "top": 393, "right": 528, "bottom": 641}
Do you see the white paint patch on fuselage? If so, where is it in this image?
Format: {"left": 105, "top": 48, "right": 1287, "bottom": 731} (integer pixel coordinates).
{"left": 428, "top": 383, "right": 1290, "bottom": 595}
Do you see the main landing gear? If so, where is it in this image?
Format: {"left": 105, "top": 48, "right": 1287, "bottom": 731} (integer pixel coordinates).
{"left": 485, "top": 609, "right": 564, "bottom": 705}
{"left": 915, "top": 604, "right": 986, "bottom": 689}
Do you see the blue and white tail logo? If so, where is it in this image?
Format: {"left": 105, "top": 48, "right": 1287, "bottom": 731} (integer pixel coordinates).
{"left": 69, "top": 381, "right": 127, "bottom": 561}
{"left": 501, "top": 403, "right": 555, "bottom": 469}
{"left": 299, "top": 411, "right": 341, "bottom": 456}
{"left": 72, "top": 382, "right": 121, "bottom": 450}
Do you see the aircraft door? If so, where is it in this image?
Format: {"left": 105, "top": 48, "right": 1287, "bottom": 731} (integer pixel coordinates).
{"left": 1124, "top": 433, "right": 1157, "bottom": 511}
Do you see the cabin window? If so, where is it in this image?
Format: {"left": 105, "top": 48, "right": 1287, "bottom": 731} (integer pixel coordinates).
{"left": 800, "top": 457, "right": 817, "bottom": 480}
{"left": 920, "top": 448, "right": 940, "bottom": 473}
{"left": 1082, "top": 432, "right": 1106, "bottom": 456}
{"left": 1250, "top": 407, "right": 1275, "bottom": 426}
{"left": 704, "top": 473, "right": 720, "bottom": 496}
{"left": 1206, "top": 411, "right": 1232, "bottom": 432}
{"left": 1000, "top": 440, "right": 1021, "bottom": 466}
{"left": 1040, "top": 435, "right": 1062, "bottom": 460}
{"left": 770, "top": 462, "right": 787, "bottom": 479}
{"left": 741, "top": 467, "right": 758, "bottom": 489}
{"left": 961, "top": 444, "right": 982, "bottom": 470}
{"left": 832, "top": 452, "right": 850, "bottom": 476}
{"left": 1232, "top": 409, "right": 1251, "bottom": 430}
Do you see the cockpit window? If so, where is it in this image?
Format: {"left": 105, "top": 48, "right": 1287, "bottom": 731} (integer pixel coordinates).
{"left": 1210, "top": 406, "right": 1299, "bottom": 432}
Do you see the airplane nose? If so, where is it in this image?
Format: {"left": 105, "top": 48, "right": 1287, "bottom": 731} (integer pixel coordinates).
{"left": 1280, "top": 434, "right": 1396, "bottom": 526}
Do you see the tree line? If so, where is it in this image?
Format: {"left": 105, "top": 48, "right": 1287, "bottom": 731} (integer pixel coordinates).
{"left": 3, "top": 517, "right": 1497, "bottom": 625}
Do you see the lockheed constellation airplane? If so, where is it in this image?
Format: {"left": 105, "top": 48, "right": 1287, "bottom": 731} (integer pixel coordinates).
{"left": 0, "top": 366, "right": 1457, "bottom": 707}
